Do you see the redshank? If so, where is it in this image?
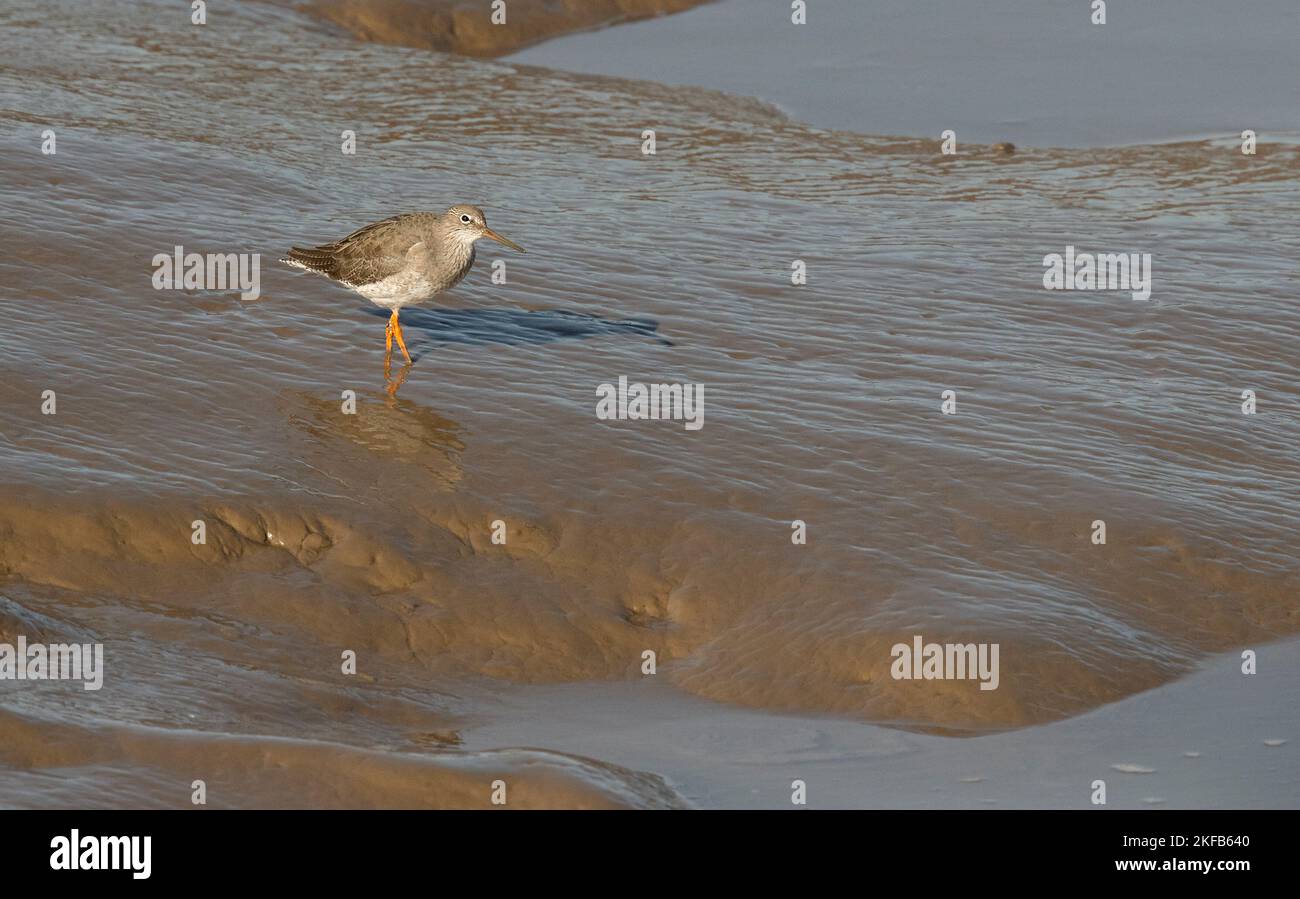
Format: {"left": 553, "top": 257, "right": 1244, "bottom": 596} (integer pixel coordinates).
{"left": 282, "top": 205, "right": 524, "bottom": 367}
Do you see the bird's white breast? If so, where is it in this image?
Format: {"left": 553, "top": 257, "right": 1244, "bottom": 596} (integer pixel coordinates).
{"left": 353, "top": 234, "right": 477, "bottom": 309}
{"left": 354, "top": 271, "right": 438, "bottom": 309}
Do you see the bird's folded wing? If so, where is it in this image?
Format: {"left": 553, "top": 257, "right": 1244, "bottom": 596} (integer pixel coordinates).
{"left": 285, "top": 214, "right": 431, "bottom": 287}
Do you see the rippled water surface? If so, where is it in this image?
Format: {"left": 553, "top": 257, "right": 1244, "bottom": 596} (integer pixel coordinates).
{"left": 1, "top": 0, "right": 1297, "bottom": 806}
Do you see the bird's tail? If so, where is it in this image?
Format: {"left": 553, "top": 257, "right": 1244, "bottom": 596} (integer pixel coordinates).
{"left": 281, "top": 246, "right": 335, "bottom": 274}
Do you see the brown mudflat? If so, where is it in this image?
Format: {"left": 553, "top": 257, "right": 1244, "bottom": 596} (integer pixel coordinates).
{"left": 2, "top": 0, "right": 1297, "bottom": 807}
{"left": 273, "top": 0, "right": 713, "bottom": 56}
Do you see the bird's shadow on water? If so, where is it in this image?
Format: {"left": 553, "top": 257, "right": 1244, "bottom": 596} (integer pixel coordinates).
{"left": 361, "top": 306, "right": 674, "bottom": 354}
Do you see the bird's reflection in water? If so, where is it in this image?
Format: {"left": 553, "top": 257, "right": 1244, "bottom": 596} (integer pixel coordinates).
{"left": 283, "top": 379, "right": 466, "bottom": 490}
{"left": 384, "top": 360, "right": 413, "bottom": 399}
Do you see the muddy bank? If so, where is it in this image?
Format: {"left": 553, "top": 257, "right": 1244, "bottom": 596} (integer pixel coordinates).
{"left": 272, "top": 0, "right": 712, "bottom": 56}
{"left": 2, "top": 479, "right": 1295, "bottom": 736}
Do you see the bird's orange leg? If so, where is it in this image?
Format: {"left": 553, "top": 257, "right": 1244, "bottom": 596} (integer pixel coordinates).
{"left": 391, "top": 310, "right": 413, "bottom": 364}
{"left": 384, "top": 312, "right": 395, "bottom": 367}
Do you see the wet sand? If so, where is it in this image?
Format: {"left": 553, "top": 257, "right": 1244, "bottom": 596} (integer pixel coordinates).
{"left": 270, "top": 0, "right": 713, "bottom": 56}
{"left": 1, "top": 0, "right": 1297, "bottom": 807}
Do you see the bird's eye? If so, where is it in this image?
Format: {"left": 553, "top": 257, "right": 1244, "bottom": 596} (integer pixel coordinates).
{"left": 460, "top": 214, "right": 471, "bottom": 223}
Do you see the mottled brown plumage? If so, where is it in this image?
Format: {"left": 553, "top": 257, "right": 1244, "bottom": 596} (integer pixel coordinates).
{"left": 285, "top": 213, "right": 440, "bottom": 288}
{"left": 282, "top": 204, "right": 524, "bottom": 368}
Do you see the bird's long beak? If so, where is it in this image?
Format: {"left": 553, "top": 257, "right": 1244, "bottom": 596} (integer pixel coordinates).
{"left": 482, "top": 227, "right": 525, "bottom": 253}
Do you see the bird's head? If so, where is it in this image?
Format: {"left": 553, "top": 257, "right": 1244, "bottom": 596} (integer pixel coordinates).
{"left": 445, "top": 204, "right": 525, "bottom": 253}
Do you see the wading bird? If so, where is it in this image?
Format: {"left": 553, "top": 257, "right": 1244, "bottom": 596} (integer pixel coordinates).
{"left": 282, "top": 205, "right": 524, "bottom": 369}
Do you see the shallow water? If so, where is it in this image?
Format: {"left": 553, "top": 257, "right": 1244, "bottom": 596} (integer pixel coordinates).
{"left": 512, "top": 0, "right": 1300, "bottom": 147}
{"left": 1, "top": 0, "right": 1297, "bottom": 806}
